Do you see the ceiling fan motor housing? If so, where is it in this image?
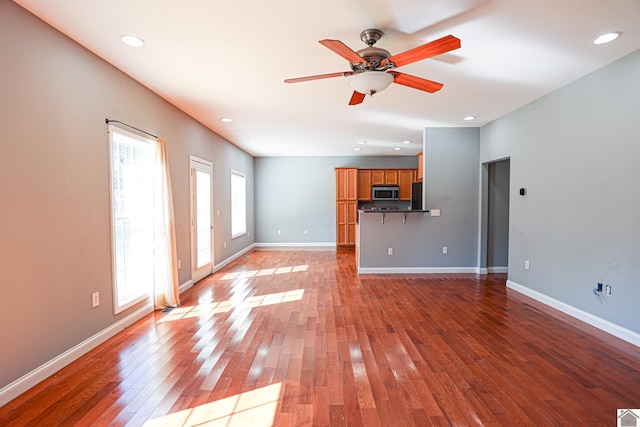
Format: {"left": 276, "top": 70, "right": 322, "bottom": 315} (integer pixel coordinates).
{"left": 353, "top": 46, "right": 392, "bottom": 72}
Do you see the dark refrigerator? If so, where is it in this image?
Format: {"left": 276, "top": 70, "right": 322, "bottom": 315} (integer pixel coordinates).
{"left": 410, "top": 181, "right": 423, "bottom": 210}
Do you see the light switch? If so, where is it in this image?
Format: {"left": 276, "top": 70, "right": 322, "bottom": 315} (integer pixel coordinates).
{"left": 431, "top": 209, "right": 441, "bottom": 217}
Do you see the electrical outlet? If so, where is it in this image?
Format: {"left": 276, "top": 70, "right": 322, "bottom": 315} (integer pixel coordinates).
{"left": 605, "top": 284, "right": 612, "bottom": 295}
{"left": 524, "top": 260, "right": 530, "bottom": 270}
{"left": 431, "top": 209, "right": 441, "bottom": 217}
{"left": 277, "top": 229, "right": 281, "bottom": 235}
{"left": 304, "top": 229, "right": 308, "bottom": 235}
{"left": 91, "top": 292, "right": 100, "bottom": 308}
{"left": 388, "top": 247, "right": 393, "bottom": 255}
{"left": 224, "top": 241, "right": 227, "bottom": 248}
{"left": 443, "top": 246, "right": 448, "bottom": 254}
{"left": 177, "top": 259, "right": 181, "bottom": 269}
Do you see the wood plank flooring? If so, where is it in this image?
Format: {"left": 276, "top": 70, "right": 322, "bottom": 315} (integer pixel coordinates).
{"left": 1, "top": 248, "right": 639, "bottom": 426}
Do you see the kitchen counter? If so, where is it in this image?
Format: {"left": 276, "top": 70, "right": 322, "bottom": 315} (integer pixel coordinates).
{"left": 358, "top": 209, "right": 430, "bottom": 224}
{"left": 358, "top": 209, "right": 430, "bottom": 213}
{"left": 356, "top": 209, "right": 477, "bottom": 275}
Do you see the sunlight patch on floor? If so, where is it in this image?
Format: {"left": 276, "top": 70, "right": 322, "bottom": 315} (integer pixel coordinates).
{"left": 159, "top": 290, "right": 304, "bottom": 322}
{"left": 143, "top": 382, "right": 282, "bottom": 427}
{"left": 242, "top": 289, "right": 305, "bottom": 308}
{"left": 219, "top": 264, "right": 308, "bottom": 281}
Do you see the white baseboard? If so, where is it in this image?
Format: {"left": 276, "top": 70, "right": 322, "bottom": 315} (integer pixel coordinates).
{"left": 358, "top": 266, "right": 482, "bottom": 274}
{"left": 488, "top": 266, "right": 508, "bottom": 273}
{"left": 253, "top": 242, "right": 335, "bottom": 249}
{"left": 0, "top": 304, "right": 153, "bottom": 407}
{"left": 213, "top": 244, "right": 256, "bottom": 272}
{"left": 507, "top": 280, "right": 640, "bottom": 348}
{"left": 179, "top": 279, "right": 193, "bottom": 294}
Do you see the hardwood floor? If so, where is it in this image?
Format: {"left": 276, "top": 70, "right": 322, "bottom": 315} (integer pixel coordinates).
{"left": 2, "top": 249, "right": 639, "bottom": 426}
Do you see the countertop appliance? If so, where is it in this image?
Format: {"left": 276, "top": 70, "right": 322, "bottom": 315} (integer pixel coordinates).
{"left": 372, "top": 186, "right": 399, "bottom": 201}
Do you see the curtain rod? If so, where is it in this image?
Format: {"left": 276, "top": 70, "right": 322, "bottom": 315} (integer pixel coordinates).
{"left": 105, "top": 119, "right": 158, "bottom": 139}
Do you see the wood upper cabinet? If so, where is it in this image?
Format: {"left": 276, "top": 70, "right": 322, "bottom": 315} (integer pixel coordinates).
{"left": 358, "top": 169, "right": 372, "bottom": 201}
{"left": 385, "top": 169, "right": 399, "bottom": 185}
{"left": 371, "top": 170, "right": 385, "bottom": 186}
{"left": 417, "top": 152, "right": 423, "bottom": 181}
{"left": 357, "top": 168, "right": 417, "bottom": 201}
{"left": 371, "top": 169, "right": 399, "bottom": 186}
{"left": 335, "top": 168, "right": 358, "bottom": 246}
{"left": 398, "top": 169, "right": 416, "bottom": 200}
{"left": 336, "top": 168, "right": 357, "bottom": 201}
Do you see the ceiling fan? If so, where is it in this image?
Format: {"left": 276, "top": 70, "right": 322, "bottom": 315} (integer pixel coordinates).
{"left": 285, "top": 29, "right": 461, "bottom": 105}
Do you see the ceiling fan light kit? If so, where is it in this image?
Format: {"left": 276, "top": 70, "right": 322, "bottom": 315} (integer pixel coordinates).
{"left": 285, "top": 29, "right": 461, "bottom": 105}
{"left": 348, "top": 72, "right": 394, "bottom": 96}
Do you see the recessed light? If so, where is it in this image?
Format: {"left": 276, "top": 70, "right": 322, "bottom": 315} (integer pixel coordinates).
{"left": 593, "top": 31, "right": 622, "bottom": 45}
{"left": 358, "top": 140, "right": 367, "bottom": 145}
{"left": 354, "top": 147, "right": 362, "bottom": 151}
{"left": 464, "top": 116, "right": 476, "bottom": 121}
{"left": 394, "top": 147, "right": 402, "bottom": 151}
{"left": 402, "top": 140, "right": 412, "bottom": 144}
{"left": 220, "top": 117, "right": 233, "bottom": 123}
{"left": 120, "top": 35, "right": 144, "bottom": 47}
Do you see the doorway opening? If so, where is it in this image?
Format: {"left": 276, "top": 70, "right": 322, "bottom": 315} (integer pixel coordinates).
{"left": 480, "top": 158, "right": 510, "bottom": 274}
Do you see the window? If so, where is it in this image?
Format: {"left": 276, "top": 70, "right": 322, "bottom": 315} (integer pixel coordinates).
{"left": 231, "top": 170, "right": 246, "bottom": 238}
{"left": 109, "top": 126, "right": 155, "bottom": 313}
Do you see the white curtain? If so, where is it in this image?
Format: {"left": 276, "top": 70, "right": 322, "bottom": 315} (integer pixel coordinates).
{"left": 153, "top": 137, "right": 180, "bottom": 309}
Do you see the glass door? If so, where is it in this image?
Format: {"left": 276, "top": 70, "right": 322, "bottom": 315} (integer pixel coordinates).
{"left": 190, "top": 156, "right": 213, "bottom": 283}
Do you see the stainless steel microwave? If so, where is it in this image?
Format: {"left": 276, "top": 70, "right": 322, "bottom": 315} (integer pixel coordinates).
{"left": 372, "top": 186, "right": 400, "bottom": 201}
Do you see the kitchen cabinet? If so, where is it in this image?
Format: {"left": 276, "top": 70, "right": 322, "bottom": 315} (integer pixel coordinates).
{"left": 358, "top": 169, "right": 372, "bottom": 200}
{"left": 356, "top": 168, "right": 417, "bottom": 201}
{"left": 335, "top": 168, "right": 358, "bottom": 246}
{"left": 385, "top": 170, "right": 399, "bottom": 185}
{"left": 370, "top": 169, "right": 400, "bottom": 186}
{"left": 398, "top": 169, "right": 416, "bottom": 200}
{"left": 336, "top": 168, "right": 357, "bottom": 201}
{"left": 417, "top": 152, "right": 423, "bottom": 181}
{"left": 371, "top": 170, "right": 386, "bottom": 186}
{"left": 336, "top": 200, "right": 358, "bottom": 246}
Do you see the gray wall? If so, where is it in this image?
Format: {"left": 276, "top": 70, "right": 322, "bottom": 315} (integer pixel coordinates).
{"left": 254, "top": 156, "right": 417, "bottom": 244}
{"left": 424, "top": 128, "right": 480, "bottom": 266}
{"left": 487, "top": 159, "right": 510, "bottom": 267}
{"left": 0, "top": 2, "right": 254, "bottom": 389}
{"left": 480, "top": 50, "right": 640, "bottom": 334}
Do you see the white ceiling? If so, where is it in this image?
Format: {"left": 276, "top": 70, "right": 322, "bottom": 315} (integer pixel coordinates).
{"left": 13, "top": 0, "right": 640, "bottom": 157}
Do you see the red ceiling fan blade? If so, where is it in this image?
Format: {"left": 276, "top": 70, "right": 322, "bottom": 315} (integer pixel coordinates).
{"left": 392, "top": 72, "right": 444, "bottom": 93}
{"left": 284, "top": 71, "right": 353, "bottom": 84}
{"left": 319, "top": 39, "right": 367, "bottom": 64}
{"left": 349, "top": 91, "right": 366, "bottom": 105}
{"left": 382, "top": 35, "right": 460, "bottom": 68}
